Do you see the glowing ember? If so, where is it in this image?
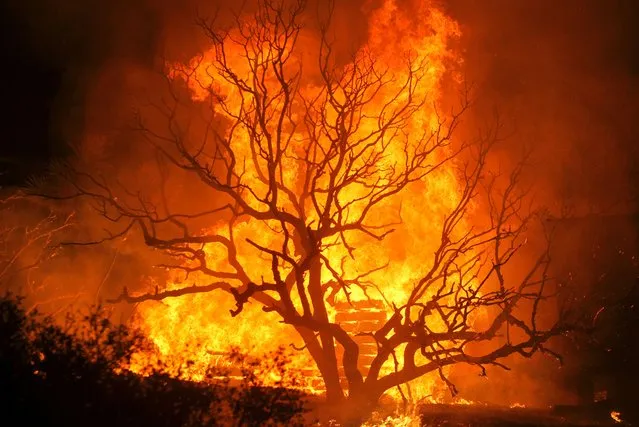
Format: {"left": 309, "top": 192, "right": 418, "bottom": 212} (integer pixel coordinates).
{"left": 610, "top": 411, "right": 623, "bottom": 423}
{"left": 451, "top": 398, "right": 485, "bottom": 406}
{"left": 361, "top": 414, "right": 421, "bottom": 427}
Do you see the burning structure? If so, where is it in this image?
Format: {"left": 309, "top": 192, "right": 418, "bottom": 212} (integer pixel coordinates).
{"left": 1, "top": 0, "right": 639, "bottom": 424}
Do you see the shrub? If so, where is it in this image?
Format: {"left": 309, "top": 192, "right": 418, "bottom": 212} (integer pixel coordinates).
{"left": 0, "top": 294, "right": 307, "bottom": 426}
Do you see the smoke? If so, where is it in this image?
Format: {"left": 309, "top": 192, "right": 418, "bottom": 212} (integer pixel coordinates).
{"left": 442, "top": 0, "right": 639, "bottom": 406}
{"left": 447, "top": 0, "right": 639, "bottom": 214}
{"left": 6, "top": 0, "right": 637, "bottom": 202}
{"left": 8, "top": 0, "right": 637, "bottom": 210}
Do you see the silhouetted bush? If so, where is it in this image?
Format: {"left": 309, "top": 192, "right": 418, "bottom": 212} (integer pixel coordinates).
{"left": 0, "top": 294, "right": 307, "bottom": 426}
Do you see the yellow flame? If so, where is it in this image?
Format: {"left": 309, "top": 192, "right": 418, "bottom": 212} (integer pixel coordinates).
{"left": 129, "top": 0, "right": 473, "bottom": 399}
{"left": 611, "top": 411, "right": 623, "bottom": 423}
{"left": 362, "top": 414, "right": 421, "bottom": 427}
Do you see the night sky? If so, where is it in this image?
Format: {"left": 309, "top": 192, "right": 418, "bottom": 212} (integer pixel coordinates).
{"left": 0, "top": 0, "right": 158, "bottom": 185}
{"left": 1, "top": 0, "right": 60, "bottom": 180}
{"left": 1, "top": 0, "right": 639, "bottom": 187}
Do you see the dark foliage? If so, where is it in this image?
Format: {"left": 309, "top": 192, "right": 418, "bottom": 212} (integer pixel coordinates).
{"left": 224, "top": 349, "right": 309, "bottom": 426}
{"left": 0, "top": 294, "right": 307, "bottom": 426}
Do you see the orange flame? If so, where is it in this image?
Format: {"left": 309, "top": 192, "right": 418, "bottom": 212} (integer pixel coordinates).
{"left": 610, "top": 411, "right": 623, "bottom": 424}
{"left": 129, "top": 0, "right": 471, "bottom": 400}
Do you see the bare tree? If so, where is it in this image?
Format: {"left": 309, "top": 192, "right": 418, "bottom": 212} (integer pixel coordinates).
{"left": 0, "top": 192, "right": 76, "bottom": 309}
{"left": 43, "top": 0, "right": 574, "bottom": 421}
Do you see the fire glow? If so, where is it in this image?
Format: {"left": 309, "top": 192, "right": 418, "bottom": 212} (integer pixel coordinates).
{"left": 66, "top": 0, "right": 564, "bottom": 414}
{"left": 128, "top": 0, "right": 467, "bottom": 399}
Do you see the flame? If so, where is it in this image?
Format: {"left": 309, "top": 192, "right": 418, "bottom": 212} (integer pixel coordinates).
{"left": 452, "top": 398, "right": 481, "bottom": 406}
{"left": 610, "top": 411, "right": 623, "bottom": 423}
{"left": 361, "top": 414, "right": 421, "bottom": 427}
{"left": 128, "top": 0, "right": 472, "bottom": 399}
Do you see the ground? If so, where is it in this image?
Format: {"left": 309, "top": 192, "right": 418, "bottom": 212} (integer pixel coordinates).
{"left": 418, "top": 403, "right": 629, "bottom": 427}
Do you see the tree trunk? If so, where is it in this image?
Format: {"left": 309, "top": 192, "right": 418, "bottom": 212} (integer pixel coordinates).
{"left": 307, "top": 254, "right": 344, "bottom": 403}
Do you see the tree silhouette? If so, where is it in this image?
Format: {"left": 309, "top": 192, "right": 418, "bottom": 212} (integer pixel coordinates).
{"left": 43, "top": 0, "right": 575, "bottom": 421}
{"left": 0, "top": 193, "right": 74, "bottom": 297}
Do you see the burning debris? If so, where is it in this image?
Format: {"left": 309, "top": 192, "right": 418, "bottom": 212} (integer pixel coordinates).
{"left": 610, "top": 411, "right": 623, "bottom": 424}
